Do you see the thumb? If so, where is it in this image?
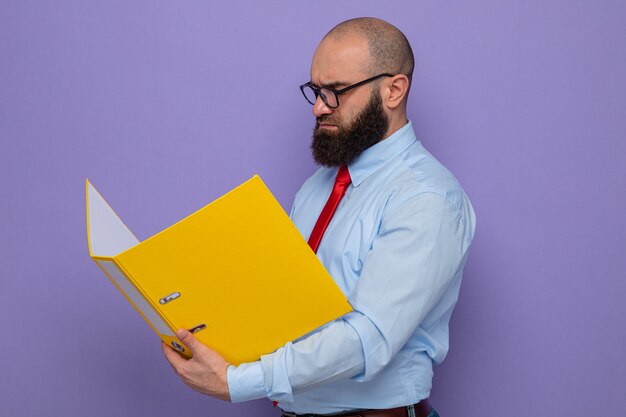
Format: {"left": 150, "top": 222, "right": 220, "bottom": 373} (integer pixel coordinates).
{"left": 176, "top": 329, "right": 200, "bottom": 354}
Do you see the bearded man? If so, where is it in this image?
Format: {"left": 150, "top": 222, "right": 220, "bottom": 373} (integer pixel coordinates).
{"left": 163, "top": 17, "right": 476, "bottom": 417}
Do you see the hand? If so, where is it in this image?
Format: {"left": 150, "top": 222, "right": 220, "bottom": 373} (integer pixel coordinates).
{"left": 162, "top": 329, "right": 231, "bottom": 401}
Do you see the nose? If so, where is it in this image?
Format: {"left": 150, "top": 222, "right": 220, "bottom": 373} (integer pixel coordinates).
{"left": 312, "top": 95, "right": 333, "bottom": 117}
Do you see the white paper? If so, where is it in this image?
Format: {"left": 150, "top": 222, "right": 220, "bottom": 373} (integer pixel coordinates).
{"left": 87, "top": 181, "right": 139, "bottom": 257}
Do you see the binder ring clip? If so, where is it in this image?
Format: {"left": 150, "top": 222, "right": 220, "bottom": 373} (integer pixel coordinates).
{"left": 171, "top": 341, "right": 185, "bottom": 353}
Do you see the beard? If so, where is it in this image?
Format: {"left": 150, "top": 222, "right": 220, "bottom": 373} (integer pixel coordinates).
{"left": 311, "top": 89, "right": 389, "bottom": 167}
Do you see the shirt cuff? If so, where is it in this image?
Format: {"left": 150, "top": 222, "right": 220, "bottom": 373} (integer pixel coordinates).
{"left": 227, "top": 361, "right": 267, "bottom": 403}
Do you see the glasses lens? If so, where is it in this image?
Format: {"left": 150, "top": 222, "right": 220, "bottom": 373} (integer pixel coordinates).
{"left": 301, "top": 85, "right": 318, "bottom": 105}
{"left": 320, "top": 88, "right": 338, "bottom": 108}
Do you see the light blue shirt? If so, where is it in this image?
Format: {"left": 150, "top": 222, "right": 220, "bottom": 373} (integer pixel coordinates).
{"left": 227, "top": 121, "right": 476, "bottom": 414}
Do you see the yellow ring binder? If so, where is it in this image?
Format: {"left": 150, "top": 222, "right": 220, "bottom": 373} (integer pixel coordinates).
{"left": 86, "top": 177, "right": 352, "bottom": 364}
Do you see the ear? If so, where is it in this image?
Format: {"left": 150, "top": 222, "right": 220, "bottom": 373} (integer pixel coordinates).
{"left": 383, "top": 75, "right": 410, "bottom": 110}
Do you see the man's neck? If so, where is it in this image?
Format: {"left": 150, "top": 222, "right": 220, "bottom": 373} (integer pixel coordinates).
{"left": 381, "top": 114, "right": 409, "bottom": 141}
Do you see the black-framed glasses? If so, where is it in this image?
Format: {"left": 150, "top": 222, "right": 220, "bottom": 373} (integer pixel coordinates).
{"left": 299, "top": 73, "right": 394, "bottom": 108}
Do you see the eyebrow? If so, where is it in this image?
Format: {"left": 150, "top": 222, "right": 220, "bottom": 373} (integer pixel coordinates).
{"left": 311, "top": 80, "right": 351, "bottom": 90}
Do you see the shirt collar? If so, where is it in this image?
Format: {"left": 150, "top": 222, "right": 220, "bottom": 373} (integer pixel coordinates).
{"left": 347, "top": 121, "right": 417, "bottom": 187}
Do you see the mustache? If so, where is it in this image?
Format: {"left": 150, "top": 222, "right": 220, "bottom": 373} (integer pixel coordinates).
{"left": 315, "top": 115, "right": 338, "bottom": 128}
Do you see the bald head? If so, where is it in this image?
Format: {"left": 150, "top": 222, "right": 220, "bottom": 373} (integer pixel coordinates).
{"left": 324, "top": 17, "right": 414, "bottom": 83}
{"left": 308, "top": 18, "right": 413, "bottom": 140}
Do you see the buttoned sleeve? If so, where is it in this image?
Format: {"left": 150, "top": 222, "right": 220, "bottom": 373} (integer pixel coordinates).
{"left": 345, "top": 192, "right": 471, "bottom": 377}
{"left": 227, "top": 191, "right": 472, "bottom": 402}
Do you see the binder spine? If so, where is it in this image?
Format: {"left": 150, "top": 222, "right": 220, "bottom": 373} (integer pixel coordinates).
{"left": 93, "top": 257, "right": 191, "bottom": 357}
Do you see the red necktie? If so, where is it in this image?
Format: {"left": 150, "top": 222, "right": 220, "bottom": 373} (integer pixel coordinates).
{"left": 307, "top": 164, "right": 352, "bottom": 253}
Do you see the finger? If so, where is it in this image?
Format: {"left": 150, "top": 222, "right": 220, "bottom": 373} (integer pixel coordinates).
{"left": 176, "top": 329, "right": 200, "bottom": 355}
{"left": 162, "top": 340, "right": 188, "bottom": 369}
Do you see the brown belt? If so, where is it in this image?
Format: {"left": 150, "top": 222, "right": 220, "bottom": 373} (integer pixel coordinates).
{"left": 281, "top": 399, "right": 432, "bottom": 417}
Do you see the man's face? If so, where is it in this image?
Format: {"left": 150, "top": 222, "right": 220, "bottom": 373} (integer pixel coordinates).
{"left": 311, "top": 88, "right": 389, "bottom": 167}
{"left": 308, "top": 35, "right": 390, "bottom": 167}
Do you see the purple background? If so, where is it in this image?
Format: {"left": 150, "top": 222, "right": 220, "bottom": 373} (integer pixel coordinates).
{"left": 1, "top": 1, "right": 625, "bottom": 416}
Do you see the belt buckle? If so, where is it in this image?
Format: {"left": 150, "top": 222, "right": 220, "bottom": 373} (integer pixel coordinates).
{"left": 407, "top": 404, "right": 416, "bottom": 417}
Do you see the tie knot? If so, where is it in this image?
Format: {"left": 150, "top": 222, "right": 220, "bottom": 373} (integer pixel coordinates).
{"left": 335, "top": 164, "right": 351, "bottom": 187}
